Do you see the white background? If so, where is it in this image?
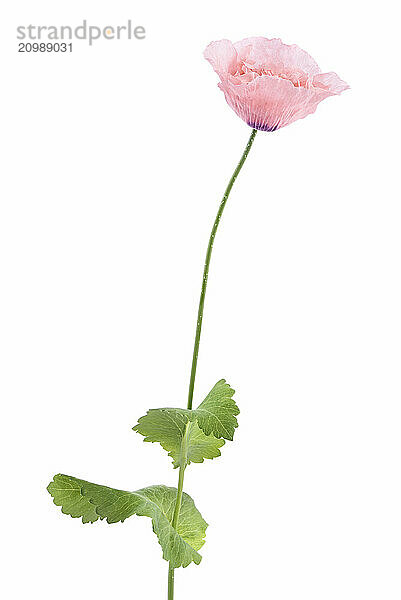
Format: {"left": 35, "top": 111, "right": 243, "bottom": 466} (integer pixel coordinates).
{"left": 1, "top": 1, "right": 400, "bottom": 598}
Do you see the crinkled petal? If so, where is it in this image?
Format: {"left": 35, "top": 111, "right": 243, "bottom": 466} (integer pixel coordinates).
{"left": 313, "top": 71, "right": 350, "bottom": 94}
{"left": 219, "top": 75, "right": 336, "bottom": 131}
{"left": 204, "top": 39, "right": 238, "bottom": 77}
{"left": 233, "top": 37, "right": 321, "bottom": 77}
{"left": 204, "top": 36, "right": 349, "bottom": 131}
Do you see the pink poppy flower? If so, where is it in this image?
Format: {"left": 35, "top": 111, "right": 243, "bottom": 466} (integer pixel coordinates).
{"left": 204, "top": 37, "right": 349, "bottom": 131}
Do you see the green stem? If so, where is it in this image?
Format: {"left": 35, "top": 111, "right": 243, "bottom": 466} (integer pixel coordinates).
{"left": 172, "top": 464, "right": 186, "bottom": 529}
{"left": 167, "top": 128, "right": 257, "bottom": 600}
{"left": 168, "top": 423, "right": 189, "bottom": 600}
{"left": 168, "top": 463, "right": 186, "bottom": 600}
{"left": 186, "top": 128, "right": 257, "bottom": 410}
{"left": 168, "top": 564, "right": 175, "bottom": 600}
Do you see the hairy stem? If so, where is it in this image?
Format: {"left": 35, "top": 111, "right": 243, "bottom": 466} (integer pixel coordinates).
{"left": 167, "top": 128, "right": 257, "bottom": 600}
{"left": 186, "top": 128, "right": 257, "bottom": 410}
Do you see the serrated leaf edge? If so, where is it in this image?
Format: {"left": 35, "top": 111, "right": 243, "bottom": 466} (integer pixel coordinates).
{"left": 47, "top": 476, "right": 206, "bottom": 568}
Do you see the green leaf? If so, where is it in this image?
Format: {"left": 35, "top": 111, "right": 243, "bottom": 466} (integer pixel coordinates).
{"left": 133, "top": 379, "right": 239, "bottom": 466}
{"left": 47, "top": 473, "right": 99, "bottom": 523}
{"left": 192, "top": 379, "right": 239, "bottom": 441}
{"left": 185, "top": 421, "right": 225, "bottom": 465}
{"left": 47, "top": 474, "right": 207, "bottom": 568}
{"left": 133, "top": 408, "right": 225, "bottom": 468}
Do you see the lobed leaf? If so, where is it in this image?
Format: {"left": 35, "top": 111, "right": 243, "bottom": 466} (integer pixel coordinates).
{"left": 192, "top": 379, "right": 239, "bottom": 441}
{"left": 133, "top": 379, "right": 239, "bottom": 466}
{"left": 133, "top": 408, "right": 225, "bottom": 468}
{"left": 47, "top": 474, "right": 207, "bottom": 568}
